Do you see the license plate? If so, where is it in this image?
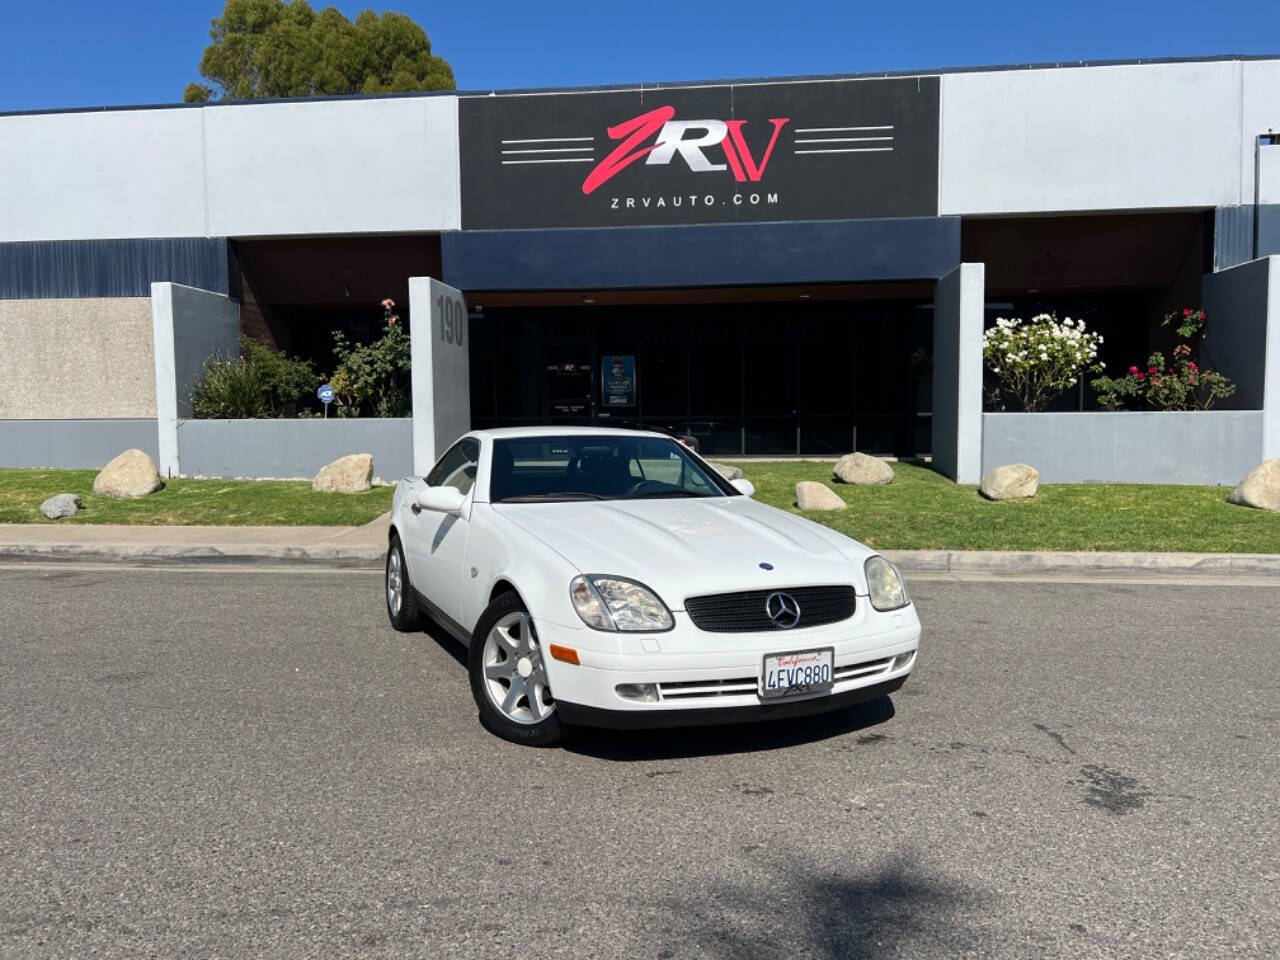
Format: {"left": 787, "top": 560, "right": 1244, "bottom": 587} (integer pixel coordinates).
{"left": 760, "top": 647, "right": 834, "bottom": 700}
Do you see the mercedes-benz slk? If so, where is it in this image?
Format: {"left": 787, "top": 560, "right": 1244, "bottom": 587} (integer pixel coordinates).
{"left": 385, "top": 427, "right": 919, "bottom": 745}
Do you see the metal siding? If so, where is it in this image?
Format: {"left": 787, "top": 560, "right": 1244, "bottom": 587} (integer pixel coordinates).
{"left": 0, "top": 238, "right": 233, "bottom": 299}
{"left": 441, "top": 217, "right": 961, "bottom": 291}
{"left": 1214, "top": 206, "right": 1256, "bottom": 270}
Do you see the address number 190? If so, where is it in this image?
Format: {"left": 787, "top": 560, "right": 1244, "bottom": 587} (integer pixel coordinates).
{"left": 436, "top": 294, "right": 465, "bottom": 347}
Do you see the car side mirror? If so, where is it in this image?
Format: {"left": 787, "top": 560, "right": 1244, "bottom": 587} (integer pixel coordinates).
{"left": 730, "top": 478, "right": 755, "bottom": 497}
{"left": 416, "top": 486, "right": 466, "bottom": 515}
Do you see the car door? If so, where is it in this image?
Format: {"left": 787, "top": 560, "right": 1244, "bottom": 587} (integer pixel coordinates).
{"left": 404, "top": 438, "right": 480, "bottom": 634}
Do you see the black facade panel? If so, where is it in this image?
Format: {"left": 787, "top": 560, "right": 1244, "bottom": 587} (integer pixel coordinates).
{"left": 0, "top": 237, "right": 235, "bottom": 299}
{"left": 1256, "top": 204, "right": 1280, "bottom": 261}
{"left": 459, "top": 77, "right": 940, "bottom": 230}
{"left": 441, "top": 217, "right": 960, "bottom": 292}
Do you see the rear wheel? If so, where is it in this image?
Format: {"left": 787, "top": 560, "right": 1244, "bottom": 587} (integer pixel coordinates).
{"left": 385, "top": 535, "right": 422, "bottom": 631}
{"left": 469, "top": 593, "right": 564, "bottom": 746}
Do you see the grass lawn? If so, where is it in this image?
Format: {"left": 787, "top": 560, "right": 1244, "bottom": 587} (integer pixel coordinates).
{"left": 0, "top": 469, "right": 393, "bottom": 526}
{"left": 724, "top": 460, "right": 1280, "bottom": 554}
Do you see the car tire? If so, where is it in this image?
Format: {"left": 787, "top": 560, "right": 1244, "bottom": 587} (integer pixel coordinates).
{"left": 469, "top": 592, "right": 565, "bottom": 747}
{"left": 385, "top": 534, "right": 422, "bottom": 632}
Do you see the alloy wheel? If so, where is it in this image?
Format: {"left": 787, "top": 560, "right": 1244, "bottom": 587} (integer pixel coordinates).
{"left": 387, "top": 548, "right": 403, "bottom": 616}
{"left": 481, "top": 612, "right": 555, "bottom": 724}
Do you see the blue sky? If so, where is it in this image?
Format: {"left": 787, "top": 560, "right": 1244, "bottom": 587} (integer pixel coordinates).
{"left": 2, "top": 0, "right": 1279, "bottom": 112}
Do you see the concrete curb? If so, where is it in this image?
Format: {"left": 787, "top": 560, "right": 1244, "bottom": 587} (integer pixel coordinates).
{"left": 2, "top": 537, "right": 1279, "bottom": 578}
{"left": 882, "top": 549, "right": 1280, "bottom": 579}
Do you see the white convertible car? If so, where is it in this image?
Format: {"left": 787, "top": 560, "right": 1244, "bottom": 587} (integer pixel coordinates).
{"left": 386, "top": 427, "right": 920, "bottom": 745}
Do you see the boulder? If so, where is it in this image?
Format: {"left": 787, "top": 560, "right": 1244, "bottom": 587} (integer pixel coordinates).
{"left": 1228, "top": 458, "right": 1280, "bottom": 512}
{"left": 39, "top": 493, "right": 83, "bottom": 520}
{"left": 832, "top": 453, "right": 894, "bottom": 485}
{"left": 312, "top": 453, "right": 374, "bottom": 493}
{"left": 708, "top": 461, "right": 744, "bottom": 481}
{"left": 979, "top": 463, "right": 1039, "bottom": 501}
{"left": 795, "top": 481, "right": 846, "bottom": 511}
{"left": 93, "top": 449, "right": 162, "bottom": 499}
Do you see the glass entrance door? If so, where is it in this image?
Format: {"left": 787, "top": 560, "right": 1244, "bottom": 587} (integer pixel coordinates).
{"left": 544, "top": 339, "right": 595, "bottom": 425}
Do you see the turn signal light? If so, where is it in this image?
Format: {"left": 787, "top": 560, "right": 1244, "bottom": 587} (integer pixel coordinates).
{"left": 892, "top": 651, "right": 915, "bottom": 670}
{"left": 549, "top": 643, "right": 580, "bottom": 665}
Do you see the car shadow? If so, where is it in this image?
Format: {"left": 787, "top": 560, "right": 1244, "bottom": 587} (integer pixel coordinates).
{"left": 418, "top": 614, "right": 468, "bottom": 669}
{"left": 415, "top": 613, "right": 898, "bottom": 761}
{"left": 563, "top": 696, "right": 896, "bottom": 761}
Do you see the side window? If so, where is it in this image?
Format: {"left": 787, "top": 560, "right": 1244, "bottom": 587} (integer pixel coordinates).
{"left": 426, "top": 439, "right": 480, "bottom": 494}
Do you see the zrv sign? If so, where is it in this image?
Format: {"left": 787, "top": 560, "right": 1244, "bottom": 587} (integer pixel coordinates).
{"left": 459, "top": 77, "right": 939, "bottom": 229}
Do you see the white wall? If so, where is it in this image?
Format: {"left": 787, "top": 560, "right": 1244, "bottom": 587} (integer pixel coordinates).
{"left": 0, "top": 109, "right": 206, "bottom": 242}
{"left": 0, "top": 96, "right": 460, "bottom": 242}
{"left": 1241, "top": 60, "right": 1280, "bottom": 204}
{"left": 204, "top": 96, "right": 459, "bottom": 237}
{"left": 940, "top": 61, "right": 1247, "bottom": 215}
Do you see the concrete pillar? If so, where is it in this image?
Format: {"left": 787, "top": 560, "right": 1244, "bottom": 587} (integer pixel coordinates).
{"left": 932, "top": 263, "right": 984, "bottom": 483}
{"left": 150, "top": 282, "right": 240, "bottom": 477}
{"left": 408, "top": 277, "right": 471, "bottom": 476}
{"left": 1202, "top": 255, "right": 1280, "bottom": 460}
{"left": 1265, "top": 258, "right": 1280, "bottom": 460}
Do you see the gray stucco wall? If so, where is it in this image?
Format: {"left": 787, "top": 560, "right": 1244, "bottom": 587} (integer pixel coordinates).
{"left": 1202, "top": 257, "right": 1272, "bottom": 409}
{"left": 982, "top": 411, "right": 1263, "bottom": 485}
{"left": 0, "top": 419, "right": 159, "bottom": 468}
{"left": 176, "top": 418, "right": 414, "bottom": 480}
{"left": 932, "top": 263, "right": 984, "bottom": 482}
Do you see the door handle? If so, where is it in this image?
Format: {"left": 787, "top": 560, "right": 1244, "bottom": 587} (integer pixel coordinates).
{"left": 411, "top": 503, "right": 422, "bottom": 515}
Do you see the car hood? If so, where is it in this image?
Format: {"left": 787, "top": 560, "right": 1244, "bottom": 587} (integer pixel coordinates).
{"left": 491, "top": 496, "right": 874, "bottom": 607}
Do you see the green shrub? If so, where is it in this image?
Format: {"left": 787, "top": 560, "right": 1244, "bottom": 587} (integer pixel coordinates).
{"left": 191, "top": 336, "right": 318, "bottom": 419}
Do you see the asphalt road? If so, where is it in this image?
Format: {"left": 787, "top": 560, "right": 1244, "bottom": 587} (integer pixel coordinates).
{"left": 1, "top": 563, "right": 1277, "bottom": 959}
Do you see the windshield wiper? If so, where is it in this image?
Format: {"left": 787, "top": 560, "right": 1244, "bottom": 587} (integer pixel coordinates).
{"left": 627, "top": 490, "right": 709, "bottom": 498}
{"left": 496, "top": 492, "right": 609, "bottom": 503}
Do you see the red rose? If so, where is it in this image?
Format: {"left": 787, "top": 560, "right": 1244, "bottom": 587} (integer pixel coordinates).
{"left": 1148, "top": 366, "right": 1158, "bottom": 375}
{"left": 1136, "top": 372, "right": 1145, "bottom": 380}
{"left": 1128, "top": 365, "right": 1139, "bottom": 375}
{"left": 1183, "top": 308, "right": 1192, "bottom": 316}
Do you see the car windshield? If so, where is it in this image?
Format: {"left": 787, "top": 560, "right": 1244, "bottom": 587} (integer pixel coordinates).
{"left": 490, "top": 435, "right": 736, "bottom": 503}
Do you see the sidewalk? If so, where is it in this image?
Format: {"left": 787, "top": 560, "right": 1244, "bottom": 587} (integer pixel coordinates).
{"left": 0, "top": 514, "right": 389, "bottom": 566}
{"left": 1, "top": 519, "right": 1279, "bottom": 577}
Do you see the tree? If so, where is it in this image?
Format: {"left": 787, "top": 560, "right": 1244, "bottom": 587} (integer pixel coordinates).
{"left": 184, "top": 0, "right": 454, "bottom": 103}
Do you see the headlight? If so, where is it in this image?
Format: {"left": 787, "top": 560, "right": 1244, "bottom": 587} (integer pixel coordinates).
{"left": 864, "top": 556, "right": 909, "bottom": 611}
{"left": 569, "top": 575, "right": 674, "bottom": 632}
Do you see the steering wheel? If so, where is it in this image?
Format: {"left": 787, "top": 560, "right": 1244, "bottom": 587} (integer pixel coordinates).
{"left": 624, "top": 479, "right": 673, "bottom": 497}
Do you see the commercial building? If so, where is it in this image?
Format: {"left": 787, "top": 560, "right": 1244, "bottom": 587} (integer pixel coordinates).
{"left": 2, "top": 56, "right": 1279, "bottom": 482}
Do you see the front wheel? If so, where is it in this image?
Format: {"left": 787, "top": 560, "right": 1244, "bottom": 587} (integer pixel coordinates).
{"left": 469, "top": 593, "right": 564, "bottom": 746}
{"left": 385, "top": 535, "right": 422, "bottom": 631}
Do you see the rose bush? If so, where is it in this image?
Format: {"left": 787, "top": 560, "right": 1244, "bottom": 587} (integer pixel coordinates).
{"left": 328, "top": 298, "right": 413, "bottom": 417}
{"left": 982, "top": 313, "right": 1104, "bottom": 412}
{"left": 1092, "top": 309, "right": 1236, "bottom": 411}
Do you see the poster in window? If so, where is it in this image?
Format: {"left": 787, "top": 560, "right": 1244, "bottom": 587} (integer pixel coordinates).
{"left": 602, "top": 355, "right": 636, "bottom": 407}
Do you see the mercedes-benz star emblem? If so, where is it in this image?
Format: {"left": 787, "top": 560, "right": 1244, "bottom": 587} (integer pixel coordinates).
{"left": 765, "top": 591, "right": 801, "bottom": 629}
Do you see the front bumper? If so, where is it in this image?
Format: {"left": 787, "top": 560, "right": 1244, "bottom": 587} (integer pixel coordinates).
{"left": 539, "top": 599, "right": 920, "bottom": 727}
{"left": 558, "top": 676, "right": 906, "bottom": 729}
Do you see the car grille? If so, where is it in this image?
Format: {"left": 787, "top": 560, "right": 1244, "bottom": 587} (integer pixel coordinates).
{"left": 683, "top": 586, "right": 856, "bottom": 633}
{"left": 656, "top": 656, "right": 893, "bottom": 701}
